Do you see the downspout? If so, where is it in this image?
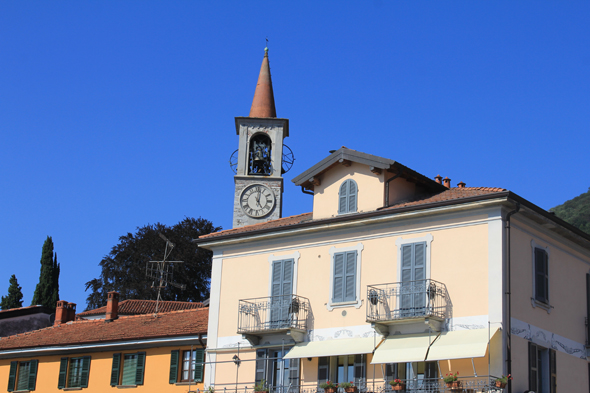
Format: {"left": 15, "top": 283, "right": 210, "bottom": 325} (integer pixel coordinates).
{"left": 384, "top": 168, "right": 403, "bottom": 208}
{"left": 300, "top": 186, "right": 314, "bottom": 196}
{"left": 505, "top": 201, "right": 520, "bottom": 393}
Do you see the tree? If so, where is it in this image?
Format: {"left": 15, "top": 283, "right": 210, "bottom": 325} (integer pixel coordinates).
{"left": 1, "top": 275, "right": 24, "bottom": 310}
{"left": 84, "top": 217, "right": 220, "bottom": 310}
{"left": 31, "top": 236, "right": 60, "bottom": 308}
{"left": 550, "top": 187, "right": 590, "bottom": 235}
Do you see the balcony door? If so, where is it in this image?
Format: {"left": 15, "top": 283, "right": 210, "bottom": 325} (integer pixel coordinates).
{"left": 400, "top": 242, "right": 426, "bottom": 317}
{"left": 270, "top": 259, "right": 294, "bottom": 329}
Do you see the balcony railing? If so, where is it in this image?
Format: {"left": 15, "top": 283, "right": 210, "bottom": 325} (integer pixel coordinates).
{"left": 366, "top": 279, "right": 449, "bottom": 323}
{"left": 238, "top": 294, "right": 310, "bottom": 334}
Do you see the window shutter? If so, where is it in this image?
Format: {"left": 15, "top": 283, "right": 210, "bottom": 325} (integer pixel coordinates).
{"left": 529, "top": 342, "right": 538, "bottom": 391}
{"left": 28, "top": 359, "right": 38, "bottom": 391}
{"left": 135, "top": 352, "right": 146, "bottom": 385}
{"left": 317, "top": 357, "right": 329, "bottom": 386}
{"left": 348, "top": 180, "right": 357, "bottom": 213}
{"left": 194, "top": 349, "right": 205, "bottom": 382}
{"left": 255, "top": 349, "right": 267, "bottom": 384}
{"left": 169, "top": 350, "right": 179, "bottom": 384}
{"left": 272, "top": 261, "right": 282, "bottom": 298}
{"left": 535, "top": 248, "right": 548, "bottom": 303}
{"left": 550, "top": 349, "right": 557, "bottom": 393}
{"left": 344, "top": 251, "right": 357, "bottom": 301}
{"left": 282, "top": 259, "right": 293, "bottom": 296}
{"left": 7, "top": 361, "right": 17, "bottom": 392}
{"left": 58, "top": 357, "right": 68, "bottom": 389}
{"left": 333, "top": 252, "right": 344, "bottom": 302}
{"left": 80, "top": 357, "right": 91, "bottom": 388}
{"left": 110, "top": 353, "right": 121, "bottom": 386}
{"left": 353, "top": 354, "right": 365, "bottom": 383}
{"left": 339, "top": 182, "right": 348, "bottom": 213}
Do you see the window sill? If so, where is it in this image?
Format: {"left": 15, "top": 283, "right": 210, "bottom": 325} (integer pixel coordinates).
{"left": 326, "top": 299, "right": 362, "bottom": 311}
{"left": 14, "top": 390, "right": 31, "bottom": 393}
{"left": 63, "top": 388, "right": 83, "bottom": 391}
{"left": 176, "top": 381, "right": 203, "bottom": 386}
{"left": 116, "top": 385, "right": 138, "bottom": 389}
{"left": 531, "top": 298, "right": 552, "bottom": 314}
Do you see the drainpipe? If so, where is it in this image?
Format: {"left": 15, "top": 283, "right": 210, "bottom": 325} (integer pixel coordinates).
{"left": 505, "top": 201, "right": 520, "bottom": 393}
{"left": 300, "top": 186, "right": 314, "bottom": 196}
{"left": 384, "top": 168, "right": 403, "bottom": 208}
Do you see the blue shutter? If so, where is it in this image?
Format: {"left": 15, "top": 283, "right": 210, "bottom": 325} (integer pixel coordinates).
{"left": 344, "top": 251, "right": 357, "bottom": 301}
{"left": 339, "top": 182, "right": 348, "bottom": 213}
{"left": 338, "top": 180, "right": 358, "bottom": 214}
{"left": 348, "top": 180, "right": 357, "bottom": 212}
{"left": 110, "top": 354, "right": 121, "bottom": 386}
{"left": 28, "top": 360, "right": 38, "bottom": 391}
{"left": 58, "top": 357, "right": 68, "bottom": 389}
{"left": 413, "top": 243, "right": 426, "bottom": 312}
{"left": 169, "top": 350, "right": 179, "bottom": 384}
{"left": 135, "top": 352, "right": 146, "bottom": 385}
{"left": 7, "top": 361, "right": 17, "bottom": 392}
{"left": 80, "top": 357, "right": 91, "bottom": 388}
{"left": 333, "top": 253, "right": 345, "bottom": 302}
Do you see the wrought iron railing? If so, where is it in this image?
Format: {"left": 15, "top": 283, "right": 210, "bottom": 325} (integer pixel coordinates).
{"left": 366, "top": 279, "right": 449, "bottom": 323}
{"left": 238, "top": 294, "right": 310, "bottom": 334}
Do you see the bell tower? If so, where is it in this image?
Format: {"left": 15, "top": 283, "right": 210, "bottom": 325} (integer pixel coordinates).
{"left": 231, "top": 48, "right": 291, "bottom": 228}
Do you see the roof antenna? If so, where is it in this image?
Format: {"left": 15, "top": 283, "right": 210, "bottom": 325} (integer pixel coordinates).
{"left": 145, "top": 233, "right": 186, "bottom": 316}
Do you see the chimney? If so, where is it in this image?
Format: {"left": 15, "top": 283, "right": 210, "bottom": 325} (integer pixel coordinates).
{"left": 106, "top": 291, "right": 120, "bottom": 321}
{"left": 457, "top": 181, "right": 466, "bottom": 188}
{"left": 67, "top": 303, "right": 76, "bottom": 322}
{"left": 55, "top": 300, "right": 68, "bottom": 325}
{"left": 443, "top": 177, "right": 451, "bottom": 188}
{"left": 434, "top": 174, "right": 442, "bottom": 184}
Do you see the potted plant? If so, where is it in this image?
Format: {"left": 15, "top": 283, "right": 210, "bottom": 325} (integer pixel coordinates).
{"left": 319, "top": 381, "right": 338, "bottom": 393}
{"left": 205, "top": 387, "right": 215, "bottom": 393}
{"left": 495, "top": 374, "right": 512, "bottom": 388}
{"left": 254, "top": 380, "right": 269, "bottom": 393}
{"left": 443, "top": 372, "right": 461, "bottom": 389}
{"left": 389, "top": 378, "right": 405, "bottom": 391}
{"left": 339, "top": 381, "right": 357, "bottom": 393}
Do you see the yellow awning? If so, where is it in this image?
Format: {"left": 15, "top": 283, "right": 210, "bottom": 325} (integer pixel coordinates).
{"left": 283, "top": 337, "right": 378, "bottom": 359}
{"left": 371, "top": 334, "right": 434, "bottom": 364}
{"left": 426, "top": 327, "right": 500, "bottom": 361}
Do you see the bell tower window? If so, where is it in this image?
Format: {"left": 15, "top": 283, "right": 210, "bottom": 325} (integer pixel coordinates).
{"left": 249, "top": 134, "right": 272, "bottom": 175}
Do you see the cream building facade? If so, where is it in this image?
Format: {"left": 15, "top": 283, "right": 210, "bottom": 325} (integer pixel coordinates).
{"left": 196, "top": 50, "right": 590, "bottom": 393}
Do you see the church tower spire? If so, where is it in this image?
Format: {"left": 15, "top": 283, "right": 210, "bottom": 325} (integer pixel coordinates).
{"left": 231, "top": 47, "right": 290, "bottom": 228}
{"left": 249, "top": 47, "right": 277, "bottom": 118}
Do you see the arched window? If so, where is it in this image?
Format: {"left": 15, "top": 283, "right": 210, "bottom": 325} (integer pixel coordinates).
{"left": 248, "top": 134, "right": 272, "bottom": 175}
{"left": 338, "top": 179, "right": 358, "bottom": 214}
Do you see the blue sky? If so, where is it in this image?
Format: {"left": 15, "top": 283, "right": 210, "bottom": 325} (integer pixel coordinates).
{"left": 0, "top": 1, "right": 588, "bottom": 309}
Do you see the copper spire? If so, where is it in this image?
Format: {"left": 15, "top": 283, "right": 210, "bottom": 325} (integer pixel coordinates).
{"left": 249, "top": 47, "right": 277, "bottom": 118}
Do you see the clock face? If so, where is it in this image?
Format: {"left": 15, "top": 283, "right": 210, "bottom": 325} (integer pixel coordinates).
{"left": 240, "top": 184, "right": 276, "bottom": 218}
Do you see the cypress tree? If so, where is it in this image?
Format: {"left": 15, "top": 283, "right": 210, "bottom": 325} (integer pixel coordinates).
{"left": 31, "top": 236, "right": 60, "bottom": 308}
{"left": 0, "top": 275, "right": 24, "bottom": 310}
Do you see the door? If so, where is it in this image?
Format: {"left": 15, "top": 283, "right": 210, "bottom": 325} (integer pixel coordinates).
{"left": 400, "top": 242, "right": 426, "bottom": 317}
{"left": 270, "top": 259, "right": 294, "bottom": 329}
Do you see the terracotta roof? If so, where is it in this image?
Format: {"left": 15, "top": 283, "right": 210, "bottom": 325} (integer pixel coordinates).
{"left": 198, "top": 187, "right": 506, "bottom": 240}
{"left": 77, "top": 299, "right": 204, "bottom": 317}
{"left": 0, "top": 305, "right": 53, "bottom": 318}
{"left": 0, "top": 308, "right": 208, "bottom": 351}
{"left": 249, "top": 48, "right": 276, "bottom": 118}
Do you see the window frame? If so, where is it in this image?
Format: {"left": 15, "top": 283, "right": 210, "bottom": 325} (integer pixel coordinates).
{"left": 316, "top": 355, "right": 366, "bottom": 387}
{"left": 58, "top": 356, "right": 91, "bottom": 389}
{"left": 7, "top": 359, "right": 38, "bottom": 392}
{"left": 395, "top": 235, "right": 433, "bottom": 284}
{"left": 530, "top": 240, "right": 552, "bottom": 313}
{"left": 327, "top": 243, "right": 364, "bottom": 310}
{"left": 338, "top": 179, "right": 358, "bottom": 215}
{"left": 110, "top": 352, "right": 145, "bottom": 387}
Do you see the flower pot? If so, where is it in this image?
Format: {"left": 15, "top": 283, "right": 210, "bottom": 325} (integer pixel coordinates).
{"left": 495, "top": 381, "right": 507, "bottom": 388}
{"left": 391, "top": 384, "right": 405, "bottom": 391}
{"left": 446, "top": 381, "right": 462, "bottom": 389}
{"left": 324, "top": 389, "right": 336, "bottom": 393}
{"left": 344, "top": 388, "right": 358, "bottom": 393}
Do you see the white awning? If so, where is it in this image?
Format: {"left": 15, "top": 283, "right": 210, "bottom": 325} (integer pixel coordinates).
{"left": 426, "top": 327, "right": 500, "bottom": 361}
{"left": 283, "top": 337, "right": 378, "bottom": 359}
{"left": 371, "top": 334, "right": 434, "bottom": 364}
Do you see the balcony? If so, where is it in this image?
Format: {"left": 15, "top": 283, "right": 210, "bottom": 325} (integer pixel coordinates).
{"left": 238, "top": 294, "right": 310, "bottom": 345}
{"left": 366, "top": 279, "right": 450, "bottom": 335}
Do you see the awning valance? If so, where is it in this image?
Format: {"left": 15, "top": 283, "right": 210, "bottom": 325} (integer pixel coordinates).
{"left": 283, "top": 337, "right": 378, "bottom": 359}
{"left": 426, "top": 327, "right": 500, "bottom": 361}
{"left": 371, "top": 334, "right": 434, "bottom": 364}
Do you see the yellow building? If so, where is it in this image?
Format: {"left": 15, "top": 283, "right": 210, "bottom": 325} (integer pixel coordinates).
{"left": 196, "top": 48, "right": 590, "bottom": 392}
{"left": 0, "top": 293, "right": 208, "bottom": 392}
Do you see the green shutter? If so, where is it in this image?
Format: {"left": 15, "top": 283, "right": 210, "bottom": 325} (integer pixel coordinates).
{"left": 169, "top": 350, "right": 179, "bottom": 384}
{"left": 110, "top": 353, "right": 121, "bottom": 386}
{"left": 28, "top": 360, "right": 38, "bottom": 391}
{"left": 194, "top": 349, "right": 205, "bottom": 383}
{"left": 135, "top": 352, "right": 146, "bottom": 385}
{"left": 58, "top": 357, "right": 68, "bottom": 389}
{"left": 80, "top": 356, "right": 91, "bottom": 388}
{"left": 7, "top": 361, "right": 17, "bottom": 392}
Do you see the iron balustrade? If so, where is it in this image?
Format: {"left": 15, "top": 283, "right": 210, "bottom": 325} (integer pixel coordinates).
{"left": 238, "top": 295, "right": 310, "bottom": 334}
{"left": 366, "top": 279, "right": 449, "bottom": 323}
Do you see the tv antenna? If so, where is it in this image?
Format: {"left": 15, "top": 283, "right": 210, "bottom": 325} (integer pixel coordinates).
{"left": 145, "top": 232, "right": 185, "bottom": 314}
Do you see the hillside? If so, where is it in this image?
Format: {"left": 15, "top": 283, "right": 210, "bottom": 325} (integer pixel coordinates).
{"left": 550, "top": 187, "right": 590, "bottom": 235}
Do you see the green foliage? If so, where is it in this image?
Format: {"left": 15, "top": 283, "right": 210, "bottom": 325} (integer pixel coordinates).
{"left": 550, "top": 187, "right": 590, "bottom": 235}
{"left": 1, "top": 275, "right": 24, "bottom": 310}
{"left": 84, "top": 217, "right": 220, "bottom": 310}
{"left": 31, "top": 236, "right": 60, "bottom": 308}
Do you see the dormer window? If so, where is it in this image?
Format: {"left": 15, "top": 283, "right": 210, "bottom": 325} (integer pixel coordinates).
{"left": 338, "top": 179, "right": 358, "bottom": 214}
